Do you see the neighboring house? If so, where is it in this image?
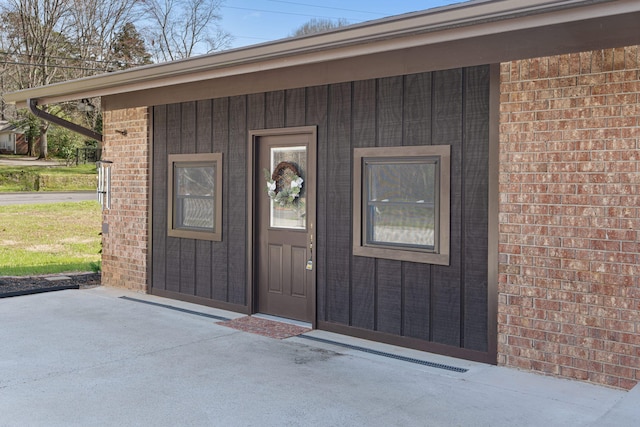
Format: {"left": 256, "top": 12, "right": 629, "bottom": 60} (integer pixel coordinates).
{"left": 5, "top": 0, "right": 640, "bottom": 389}
{"left": 0, "top": 121, "right": 27, "bottom": 154}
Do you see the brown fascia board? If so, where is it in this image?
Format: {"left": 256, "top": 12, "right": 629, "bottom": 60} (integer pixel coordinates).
{"left": 5, "top": 0, "right": 640, "bottom": 109}
{"left": 101, "top": 11, "right": 640, "bottom": 110}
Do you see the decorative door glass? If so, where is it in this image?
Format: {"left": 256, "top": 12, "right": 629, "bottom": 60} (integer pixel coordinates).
{"left": 268, "top": 146, "right": 307, "bottom": 229}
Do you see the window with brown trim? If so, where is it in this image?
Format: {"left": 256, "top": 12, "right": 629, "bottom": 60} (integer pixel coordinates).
{"left": 168, "top": 153, "right": 223, "bottom": 241}
{"left": 353, "top": 145, "right": 450, "bottom": 265}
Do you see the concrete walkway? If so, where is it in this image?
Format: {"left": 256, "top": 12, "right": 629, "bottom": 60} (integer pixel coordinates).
{"left": 0, "top": 287, "right": 637, "bottom": 427}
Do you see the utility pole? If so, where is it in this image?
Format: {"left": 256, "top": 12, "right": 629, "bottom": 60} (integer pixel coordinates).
{"left": 1, "top": 73, "right": 5, "bottom": 120}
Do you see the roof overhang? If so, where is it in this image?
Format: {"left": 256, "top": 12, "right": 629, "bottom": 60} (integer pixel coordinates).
{"left": 0, "top": 123, "right": 21, "bottom": 134}
{"left": 6, "top": 0, "right": 640, "bottom": 110}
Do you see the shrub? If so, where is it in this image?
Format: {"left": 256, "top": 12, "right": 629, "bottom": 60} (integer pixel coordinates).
{"left": 48, "top": 126, "right": 83, "bottom": 165}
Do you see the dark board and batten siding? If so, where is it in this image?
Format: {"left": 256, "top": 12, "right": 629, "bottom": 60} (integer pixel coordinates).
{"left": 151, "top": 65, "right": 492, "bottom": 359}
{"left": 152, "top": 98, "right": 245, "bottom": 311}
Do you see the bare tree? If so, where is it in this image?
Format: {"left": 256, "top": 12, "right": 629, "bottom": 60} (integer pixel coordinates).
{"left": 66, "top": 0, "right": 145, "bottom": 136}
{"left": 0, "top": 0, "right": 75, "bottom": 158}
{"left": 0, "top": 0, "right": 155, "bottom": 156}
{"left": 67, "top": 0, "right": 139, "bottom": 75}
{"left": 141, "top": 0, "right": 231, "bottom": 62}
{"left": 0, "top": 0, "right": 230, "bottom": 158}
{"left": 290, "top": 18, "right": 350, "bottom": 37}
{"left": 1, "top": 0, "right": 75, "bottom": 87}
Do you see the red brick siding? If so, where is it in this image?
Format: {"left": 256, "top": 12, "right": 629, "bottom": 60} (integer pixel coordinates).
{"left": 499, "top": 47, "right": 640, "bottom": 389}
{"left": 101, "top": 107, "right": 149, "bottom": 292}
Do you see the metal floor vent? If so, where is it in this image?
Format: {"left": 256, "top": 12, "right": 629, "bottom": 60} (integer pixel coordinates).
{"left": 118, "top": 297, "right": 467, "bottom": 372}
{"left": 298, "top": 335, "right": 469, "bottom": 373}
{"left": 119, "top": 296, "right": 231, "bottom": 321}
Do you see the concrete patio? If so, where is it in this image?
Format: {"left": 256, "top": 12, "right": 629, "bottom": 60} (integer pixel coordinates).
{"left": 0, "top": 287, "right": 637, "bottom": 426}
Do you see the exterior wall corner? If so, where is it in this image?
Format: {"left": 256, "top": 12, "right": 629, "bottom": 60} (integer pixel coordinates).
{"left": 101, "top": 107, "right": 149, "bottom": 293}
{"left": 498, "top": 46, "right": 640, "bottom": 390}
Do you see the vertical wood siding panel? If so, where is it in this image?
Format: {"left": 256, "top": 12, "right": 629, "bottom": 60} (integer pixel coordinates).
{"left": 306, "top": 85, "right": 328, "bottom": 321}
{"left": 431, "top": 69, "right": 463, "bottom": 346}
{"left": 196, "top": 100, "right": 213, "bottom": 153}
{"left": 463, "top": 65, "right": 490, "bottom": 351}
{"left": 179, "top": 102, "right": 197, "bottom": 296}
{"left": 165, "top": 103, "right": 182, "bottom": 293}
{"left": 247, "top": 93, "right": 265, "bottom": 309}
{"left": 403, "top": 73, "right": 433, "bottom": 146}
{"left": 248, "top": 93, "right": 265, "bottom": 130}
{"left": 195, "top": 100, "right": 213, "bottom": 299}
{"left": 350, "top": 79, "right": 377, "bottom": 330}
{"left": 402, "top": 262, "right": 431, "bottom": 339}
{"left": 286, "top": 88, "right": 306, "bottom": 127}
{"left": 375, "top": 76, "right": 404, "bottom": 334}
{"left": 326, "top": 82, "right": 351, "bottom": 325}
{"left": 152, "top": 105, "right": 168, "bottom": 291}
{"left": 149, "top": 67, "right": 490, "bottom": 356}
{"left": 402, "top": 72, "right": 433, "bottom": 339}
{"left": 212, "top": 98, "right": 230, "bottom": 302}
{"left": 376, "top": 259, "right": 403, "bottom": 334}
{"left": 227, "top": 95, "right": 247, "bottom": 305}
{"left": 266, "top": 91, "right": 285, "bottom": 128}
{"left": 247, "top": 93, "right": 268, "bottom": 308}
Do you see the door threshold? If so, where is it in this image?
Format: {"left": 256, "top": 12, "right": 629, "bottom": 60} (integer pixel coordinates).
{"left": 253, "top": 313, "right": 312, "bottom": 329}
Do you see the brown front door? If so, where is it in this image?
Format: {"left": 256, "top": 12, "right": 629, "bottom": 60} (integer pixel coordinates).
{"left": 252, "top": 128, "right": 316, "bottom": 323}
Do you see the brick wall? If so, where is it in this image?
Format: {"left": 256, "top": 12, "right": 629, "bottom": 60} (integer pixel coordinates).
{"left": 499, "top": 47, "right": 640, "bottom": 389}
{"left": 101, "top": 107, "right": 149, "bottom": 292}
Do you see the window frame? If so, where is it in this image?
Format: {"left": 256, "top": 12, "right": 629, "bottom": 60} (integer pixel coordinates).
{"left": 353, "top": 145, "right": 450, "bottom": 266}
{"left": 167, "top": 153, "right": 223, "bottom": 241}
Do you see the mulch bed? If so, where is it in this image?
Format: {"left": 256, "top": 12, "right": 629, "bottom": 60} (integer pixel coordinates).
{"left": 0, "top": 273, "right": 101, "bottom": 298}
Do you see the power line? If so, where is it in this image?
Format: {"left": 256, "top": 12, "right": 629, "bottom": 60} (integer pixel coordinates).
{"left": 221, "top": 1, "right": 385, "bottom": 45}
{"left": 233, "top": 35, "right": 273, "bottom": 42}
{"left": 0, "top": 60, "right": 109, "bottom": 72}
{"left": 265, "top": 0, "right": 386, "bottom": 16}
{"left": 222, "top": 5, "right": 357, "bottom": 21}
{"left": 0, "top": 50, "right": 139, "bottom": 66}
{"left": 0, "top": 52, "right": 148, "bottom": 69}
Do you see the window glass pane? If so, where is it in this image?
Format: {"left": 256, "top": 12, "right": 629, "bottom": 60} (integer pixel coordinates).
{"left": 177, "top": 197, "right": 215, "bottom": 230}
{"left": 176, "top": 165, "right": 215, "bottom": 197}
{"left": 368, "top": 162, "right": 436, "bottom": 203}
{"left": 168, "top": 153, "right": 222, "bottom": 241}
{"left": 353, "top": 145, "right": 449, "bottom": 265}
{"left": 368, "top": 204, "right": 435, "bottom": 248}
{"left": 174, "top": 163, "right": 216, "bottom": 232}
{"left": 365, "top": 158, "right": 438, "bottom": 250}
{"left": 270, "top": 146, "right": 306, "bottom": 229}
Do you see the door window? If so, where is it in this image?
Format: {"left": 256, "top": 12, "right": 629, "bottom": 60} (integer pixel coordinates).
{"left": 268, "top": 146, "right": 307, "bottom": 230}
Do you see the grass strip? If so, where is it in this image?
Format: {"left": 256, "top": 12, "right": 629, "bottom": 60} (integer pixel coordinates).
{"left": 0, "top": 163, "right": 96, "bottom": 192}
{"left": 0, "top": 201, "right": 101, "bottom": 276}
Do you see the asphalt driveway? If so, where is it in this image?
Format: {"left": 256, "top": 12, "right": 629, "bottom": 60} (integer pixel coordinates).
{"left": 0, "top": 287, "right": 637, "bottom": 426}
{"left": 0, "top": 191, "right": 96, "bottom": 205}
{"left": 0, "top": 157, "right": 62, "bottom": 167}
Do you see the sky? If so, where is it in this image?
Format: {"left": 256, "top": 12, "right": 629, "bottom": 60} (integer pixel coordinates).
{"left": 219, "top": 0, "right": 468, "bottom": 49}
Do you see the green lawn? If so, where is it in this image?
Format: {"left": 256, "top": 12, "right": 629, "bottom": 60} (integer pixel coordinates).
{"left": 0, "top": 201, "right": 102, "bottom": 276}
{"left": 0, "top": 161, "right": 97, "bottom": 192}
